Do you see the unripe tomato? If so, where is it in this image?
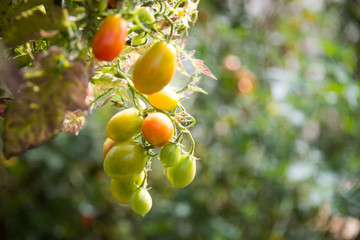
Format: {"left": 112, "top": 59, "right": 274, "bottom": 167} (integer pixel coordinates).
{"left": 103, "top": 138, "right": 118, "bottom": 159}
{"left": 160, "top": 142, "right": 181, "bottom": 168}
{"left": 104, "top": 141, "right": 146, "bottom": 178}
{"left": 141, "top": 112, "right": 174, "bottom": 147}
{"left": 106, "top": 108, "right": 143, "bottom": 142}
{"left": 130, "top": 188, "right": 152, "bottom": 216}
{"left": 167, "top": 155, "right": 196, "bottom": 188}
{"left": 92, "top": 15, "right": 128, "bottom": 61}
{"left": 147, "top": 87, "right": 179, "bottom": 111}
{"left": 137, "top": 7, "right": 155, "bottom": 24}
{"left": 132, "top": 41, "right": 176, "bottom": 94}
{"left": 111, "top": 171, "right": 145, "bottom": 204}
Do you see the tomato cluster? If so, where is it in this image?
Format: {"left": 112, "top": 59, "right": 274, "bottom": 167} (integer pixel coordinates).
{"left": 96, "top": 27, "right": 197, "bottom": 215}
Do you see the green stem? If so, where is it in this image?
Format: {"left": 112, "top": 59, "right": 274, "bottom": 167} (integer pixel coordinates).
{"left": 164, "top": 15, "right": 174, "bottom": 43}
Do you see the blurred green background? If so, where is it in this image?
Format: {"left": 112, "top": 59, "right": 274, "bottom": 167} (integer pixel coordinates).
{"left": 1, "top": 0, "right": 360, "bottom": 239}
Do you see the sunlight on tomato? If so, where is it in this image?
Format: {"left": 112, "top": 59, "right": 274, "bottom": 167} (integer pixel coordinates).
{"left": 92, "top": 15, "right": 128, "bottom": 61}
{"left": 147, "top": 87, "right": 179, "bottom": 111}
{"left": 141, "top": 112, "right": 174, "bottom": 147}
{"left": 167, "top": 155, "right": 196, "bottom": 188}
{"left": 104, "top": 141, "right": 146, "bottom": 178}
{"left": 132, "top": 41, "right": 176, "bottom": 94}
{"left": 130, "top": 188, "right": 152, "bottom": 216}
{"left": 106, "top": 108, "right": 143, "bottom": 142}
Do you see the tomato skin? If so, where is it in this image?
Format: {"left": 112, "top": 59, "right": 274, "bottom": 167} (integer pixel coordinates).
{"left": 160, "top": 142, "right": 181, "bottom": 168}
{"left": 106, "top": 108, "right": 143, "bottom": 142}
{"left": 111, "top": 171, "right": 145, "bottom": 204}
{"left": 104, "top": 141, "right": 146, "bottom": 178}
{"left": 141, "top": 112, "right": 174, "bottom": 147}
{"left": 92, "top": 15, "right": 128, "bottom": 61}
{"left": 103, "top": 138, "right": 118, "bottom": 159}
{"left": 147, "top": 87, "right": 179, "bottom": 111}
{"left": 167, "top": 155, "right": 196, "bottom": 188}
{"left": 132, "top": 41, "right": 176, "bottom": 94}
{"left": 130, "top": 188, "right": 152, "bottom": 216}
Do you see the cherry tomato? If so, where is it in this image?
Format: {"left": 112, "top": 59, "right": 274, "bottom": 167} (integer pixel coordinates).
{"left": 167, "top": 155, "right": 196, "bottom": 188}
{"left": 92, "top": 15, "right": 128, "bottom": 61}
{"left": 147, "top": 87, "right": 179, "bottom": 111}
{"left": 104, "top": 141, "right": 146, "bottom": 178}
{"left": 107, "top": 0, "right": 120, "bottom": 8}
{"left": 137, "top": 7, "right": 155, "bottom": 24}
{"left": 132, "top": 41, "right": 176, "bottom": 94}
{"left": 141, "top": 112, "right": 174, "bottom": 147}
{"left": 103, "top": 138, "right": 118, "bottom": 159}
{"left": 111, "top": 171, "right": 145, "bottom": 204}
{"left": 130, "top": 188, "right": 152, "bottom": 216}
{"left": 106, "top": 108, "right": 143, "bottom": 142}
{"left": 160, "top": 142, "right": 181, "bottom": 168}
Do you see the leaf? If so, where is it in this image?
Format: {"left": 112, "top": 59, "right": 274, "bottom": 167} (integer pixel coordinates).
{"left": 0, "top": 97, "right": 13, "bottom": 118}
{"left": 3, "top": 47, "right": 90, "bottom": 158}
{"left": 187, "top": 85, "right": 208, "bottom": 95}
{"left": 61, "top": 110, "right": 86, "bottom": 136}
{"left": 188, "top": 50, "right": 195, "bottom": 57}
{"left": 2, "top": 1, "right": 70, "bottom": 47}
{"left": 121, "top": 51, "right": 141, "bottom": 73}
{"left": 0, "top": 41, "right": 24, "bottom": 95}
{"left": 92, "top": 73, "right": 127, "bottom": 89}
{"left": 176, "top": 59, "right": 190, "bottom": 77}
{"left": 191, "top": 59, "right": 217, "bottom": 80}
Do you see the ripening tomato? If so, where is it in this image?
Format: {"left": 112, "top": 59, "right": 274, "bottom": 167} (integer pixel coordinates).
{"left": 111, "top": 171, "right": 145, "bottom": 204}
{"left": 103, "top": 138, "right": 118, "bottom": 159}
{"left": 104, "top": 141, "right": 146, "bottom": 178}
{"left": 147, "top": 87, "right": 179, "bottom": 111}
{"left": 130, "top": 188, "right": 152, "bottom": 216}
{"left": 132, "top": 41, "right": 176, "bottom": 94}
{"left": 160, "top": 142, "right": 181, "bottom": 168}
{"left": 141, "top": 112, "right": 174, "bottom": 147}
{"left": 106, "top": 108, "right": 143, "bottom": 142}
{"left": 167, "top": 155, "right": 196, "bottom": 188}
{"left": 92, "top": 15, "right": 128, "bottom": 61}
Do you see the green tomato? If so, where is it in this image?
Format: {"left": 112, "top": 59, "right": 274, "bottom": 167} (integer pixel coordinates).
{"left": 130, "top": 188, "right": 152, "bottom": 216}
{"left": 111, "top": 171, "right": 145, "bottom": 204}
{"left": 104, "top": 141, "right": 146, "bottom": 178}
{"left": 160, "top": 142, "right": 181, "bottom": 168}
{"left": 167, "top": 155, "right": 196, "bottom": 188}
{"left": 106, "top": 108, "right": 143, "bottom": 142}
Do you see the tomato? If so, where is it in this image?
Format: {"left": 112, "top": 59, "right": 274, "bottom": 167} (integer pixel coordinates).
{"left": 132, "top": 41, "right": 176, "bottom": 94}
{"left": 106, "top": 108, "right": 143, "bottom": 142}
{"left": 147, "top": 87, "right": 179, "bottom": 111}
{"left": 141, "top": 112, "right": 174, "bottom": 147}
{"left": 167, "top": 155, "right": 196, "bottom": 188}
{"left": 92, "top": 15, "right": 128, "bottom": 61}
{"left": 160, "top": 142, "right": 181, "bottom": 168}
{"left": 111, "top": 171, "right": 145, "bottom": 204}
{"left": 107, "top": 0, "right": 120, "bottom": 8}
{"left": 130, "top": 188, "right": 152, "bottom": 216}
{"left": 137, "top": 7, "right": 155, "bottom": 24}
{"left": 103, "top": 138, "right": 118, "bottom": 159}
{"left": 104, "top": 141, "right": 146, "bottom": 178}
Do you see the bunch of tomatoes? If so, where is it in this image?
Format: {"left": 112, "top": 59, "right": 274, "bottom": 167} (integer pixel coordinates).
{"left": 93, "top": 14, "right": 197, "bottom": 216}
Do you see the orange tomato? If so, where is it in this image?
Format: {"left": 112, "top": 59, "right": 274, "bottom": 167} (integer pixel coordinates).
{"left": 132, "top": 41, "right": 176, "bottom": 94}
{"left": 92, "top": 15, "right": 128, "bottom": 61}
{"left": 103, "top": 138, "right": 118, "bottom": 159}
{"left": 141, "top": 112, "right": 174, "bottom": 147}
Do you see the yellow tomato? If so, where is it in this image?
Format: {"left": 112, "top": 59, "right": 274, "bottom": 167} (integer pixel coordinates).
{"left": 147, "top": 87, "right": 179, "bottom": 111}
{"left": 132, "top": 41, "right": 176, "bottom": 94}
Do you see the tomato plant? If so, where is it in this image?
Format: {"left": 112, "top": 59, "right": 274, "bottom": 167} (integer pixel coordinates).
{"left": 167, "top": 155, "right": 196, "bottom": 188}
{"left": 92, "top": 15, "right": 128, "bottom": 61}
{"left": 106, "top": 108, "right": 143, "bottom": 142}
{"left": 104, "top": 141, "right": 146, "bottom": 178}
{"left": 130, "top": 188, "right": 152, "bottom": 216}
{"left": 141, "top": 112, "right": 174, "bottom": 147}
{"left": 132, "top": 41, "right": 176, "bottom": 94}
{"left": 160, "top": 142, "right": 181, "bottom": 168}
{"left": 147, "top": 87, "right": 179, "bottom": 111}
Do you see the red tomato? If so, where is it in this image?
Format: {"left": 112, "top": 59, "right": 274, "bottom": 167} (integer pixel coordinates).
{"left": 92, "top": 15, "right": 128, "bottom": 61}
{"left": 141, "top": 112, "right": 174, "bottom": 147}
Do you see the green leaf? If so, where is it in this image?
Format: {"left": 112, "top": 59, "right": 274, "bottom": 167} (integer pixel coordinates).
{"left": 3, "top": 47, "right": 89, "bottom": 158}
{"left": 91, "top": 73, "right": 127, "bottom": 89}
